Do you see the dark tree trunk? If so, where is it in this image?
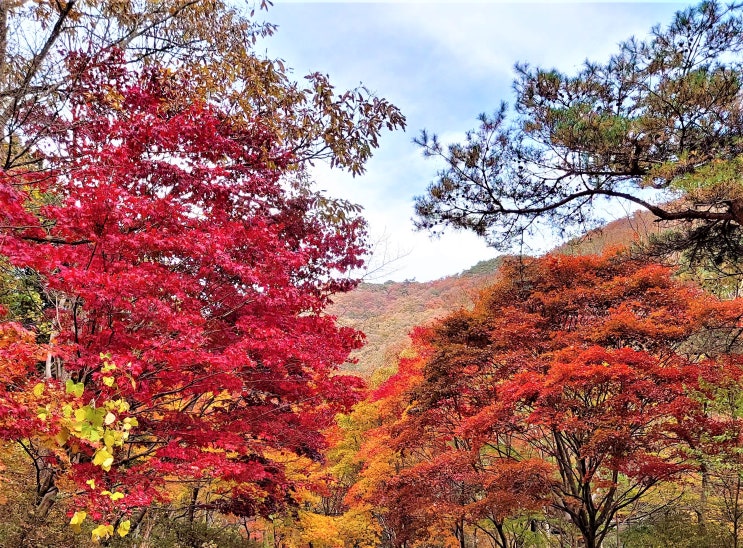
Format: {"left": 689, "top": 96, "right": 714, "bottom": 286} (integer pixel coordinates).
{"left": 187, "top": 487, "right": 199, "bottom": 523}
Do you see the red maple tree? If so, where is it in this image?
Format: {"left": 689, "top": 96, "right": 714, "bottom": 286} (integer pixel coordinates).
{"left": 0, "top": 56, "right": 366, "bottom": 526}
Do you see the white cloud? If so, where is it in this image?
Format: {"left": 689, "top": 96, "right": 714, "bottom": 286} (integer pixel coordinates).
{"left": 260, "top": 2, "right": 688, "bottom": 282}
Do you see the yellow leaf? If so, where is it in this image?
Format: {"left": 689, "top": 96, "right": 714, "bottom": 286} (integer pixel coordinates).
{"left": 91, "top": 524, "right": 114, "bottom": 543}
{"left": 102, "top": 376, "right": 115, "bottom": 387}
{"left": 70, "top": 511, "right": 86, "bottom": 533}
{"left": 66, "top": 379, "right": 84, "bottom": 397}
{"left": 56, "top": 427, "right": 70, "bottom": 446}
{"left": 109, "top": 492, "right": 124, "bottom": 501}
{"left": 103, "top": 431, "right": 116, "bottom": 448}
{"left": 33, "top": 383, "right": 44, "bottom": 398}
{"left": 75, "top": 408, "right": 87, "bottom": 423}
{"left": 86, "top": 479, "right": 95, "bottom": 490}
{"left": 92, "top": 448, "right": 114, "bottom": 471}
{"left": 117, "top": 520, "right": 131, "bottom": 537}
{"left": 104, "top": 412, "right": 116, "bottom": 425}
{"left": 108, "top": 399, "right": 130, "bottom": 413}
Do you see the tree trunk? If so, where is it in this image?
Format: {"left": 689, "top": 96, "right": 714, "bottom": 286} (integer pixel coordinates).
{"left": 187, "top": 486, "right": 199, "bottom": 522}
{"left": 732, "top": 473, "right": 741, "bottom": 548}
{"left": 454, "top": 518, "right": 466, "bottom": 548}
{"left": 579, "top": 528, "right": 597, "bottom": 548}
{"left": 730, "top": 199, "right": 743, "bottom": 227}
{"left": 495, "top": 521, "right": 508, "bottom": 548}
{"left": 32, "top": 447, "right": 58, "bottom": 519}
{"left": 137, "top": 516, "right": 156, "bottom": 548}
{"left": 129, "top": 507, "right": 147, "bottom": 535}
{"left": 698, "top": 463, "right": 709, "bottom": 527}
{"left": 35, "top": 484, "right": 58, "bottom": 519}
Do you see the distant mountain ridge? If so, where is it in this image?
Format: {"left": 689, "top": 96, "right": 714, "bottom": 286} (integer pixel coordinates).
{"left": 330, "top": 209, "right": 666, "bottom": 377}
{"left": 328, "top": 256, "right": 505, "bottom": 379}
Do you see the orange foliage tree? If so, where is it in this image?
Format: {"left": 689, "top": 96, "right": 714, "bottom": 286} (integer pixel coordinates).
{"left": 357, "top": 251, "right": 743, "bottom": 548}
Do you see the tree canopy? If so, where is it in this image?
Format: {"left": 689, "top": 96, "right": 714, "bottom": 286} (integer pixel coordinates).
{"left": 0, "top": 2, "right": 411, "bottom": 542}
{"left": 12, "top": 1, "right": 743, "bottom": 546}
{"left": 0, "top": 43, "right": 377, "bottom": 543}
{"left": 0, "top": 1, "right": 405, "bottom": 175}
{"left": 353, "top": 251, "right": 743, "bottom": 548}
{"left": 415, "top": 1, "right": 743, "bottom": 257}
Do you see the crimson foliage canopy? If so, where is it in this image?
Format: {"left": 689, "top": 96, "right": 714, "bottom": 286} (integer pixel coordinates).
{"left": 0, "top": 59, "right": 366, "bottom": 516}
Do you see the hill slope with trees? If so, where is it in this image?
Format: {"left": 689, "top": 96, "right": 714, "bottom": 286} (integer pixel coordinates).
{"left": 331, "top": 208, "right": 665, "bottom": 378}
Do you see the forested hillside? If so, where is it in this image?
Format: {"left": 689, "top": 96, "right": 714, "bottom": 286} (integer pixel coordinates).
{"left": 332, "top": 208, "right": 665, "bottom": 378}
{"left": 329, "top": 258, "right": 502, "bottom": 378}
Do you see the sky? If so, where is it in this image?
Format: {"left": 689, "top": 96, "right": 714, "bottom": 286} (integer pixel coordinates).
{"left": 257, "top": 1, "right": 687, "bottom": 282}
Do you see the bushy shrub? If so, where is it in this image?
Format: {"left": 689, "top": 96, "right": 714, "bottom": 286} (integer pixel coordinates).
{"left": 620, "top": 512, "right": 731, "bottom": 548}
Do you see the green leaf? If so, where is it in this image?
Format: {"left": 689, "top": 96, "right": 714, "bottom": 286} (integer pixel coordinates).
{"left": 65, "top": 379, "right": 84, "bottom": 398}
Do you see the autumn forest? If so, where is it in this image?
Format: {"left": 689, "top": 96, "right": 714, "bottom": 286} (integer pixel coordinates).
{"left": 3, "top": 1, "right": 743, "bottom": 547}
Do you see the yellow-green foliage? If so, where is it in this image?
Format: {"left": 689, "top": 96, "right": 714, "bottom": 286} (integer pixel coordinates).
{"left": 672, "top": 155, "right": 743, "bottom": 199}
